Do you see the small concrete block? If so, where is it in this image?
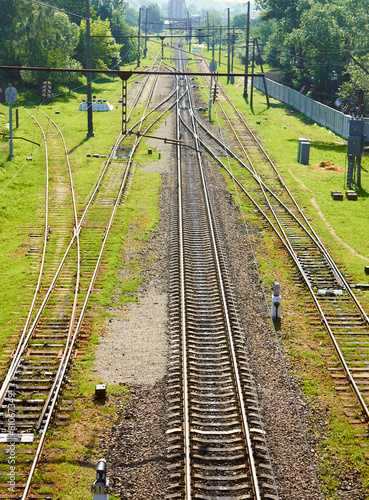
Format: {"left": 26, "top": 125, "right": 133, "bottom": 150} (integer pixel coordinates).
{"left": 331, "top": 191, "right": 343, "bottom": 200}
{"left": 346, "top": 190, "right": 358, "bottom": 200}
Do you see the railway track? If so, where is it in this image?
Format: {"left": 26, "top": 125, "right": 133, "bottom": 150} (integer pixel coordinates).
{"left": 191, "top": 56, "right": 369, "bottom": 424}
{"left": 0, "top": 50, "right": 179, "bottom": 498}
{"left": 167, "top": 43, "right": 277, "bottom": 500}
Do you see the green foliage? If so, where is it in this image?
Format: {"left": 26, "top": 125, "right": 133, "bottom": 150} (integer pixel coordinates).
{"left": 2, "top": 2, "right": 82, "bottom": 86}
{"left": 91, "top": 0, "right": 126, "bottom": 21}
{"left": 50, "top": 0, "right": 86, "bottom": 23}
{"left": 141, "top": 3, "right": 164, "bottom": 35}
{"left": 231, "top": 13, "right": 248, "bottom": 29}
{"left": 111, "top": 9, "right": 138, "bottom": 64}
{"left": 76, "top": 17, "right": 122, "bottom": 70}
{"left": 124, "top": 6, "right": 138, "bottom": 28}
{"left": 255, "top": 0, "right": 369, "bottom": 108}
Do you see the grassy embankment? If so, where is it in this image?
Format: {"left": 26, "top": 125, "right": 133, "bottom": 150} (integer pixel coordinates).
{"left": 190, "top": 44, "right": 369, "bottom": 498}
{"left": 0, "top": 44, "right": 166, "bottom": 498}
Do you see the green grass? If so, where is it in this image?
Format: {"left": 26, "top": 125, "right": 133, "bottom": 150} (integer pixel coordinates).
{"left": 218, "top": 79, "right": 369, "bottom": 284}
{"left": 196, "top": 46, "right": 369, "bottom": 281}
{"left": 0, "top": 42, "right": 165, "bottom": 498}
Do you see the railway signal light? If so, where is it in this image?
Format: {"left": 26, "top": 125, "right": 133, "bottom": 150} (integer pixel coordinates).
{"left": 211, "top": 83, "right": 219, "bottom": 103}
{"left": 41, "top": 81, "right": 52, "bottom": 102}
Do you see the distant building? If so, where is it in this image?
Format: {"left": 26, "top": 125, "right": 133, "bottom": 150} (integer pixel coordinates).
{"left": 168, "top": 0, "right": 186, "bottom": 20}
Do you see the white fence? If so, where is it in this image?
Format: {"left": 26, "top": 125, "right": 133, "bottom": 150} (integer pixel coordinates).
{"left": 253, "top": 76, "right": 369, "bottom": 140}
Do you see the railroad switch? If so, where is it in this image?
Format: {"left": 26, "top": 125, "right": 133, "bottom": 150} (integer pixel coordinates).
{"left": 271, "top": 281, "right": 281, "bottom": 321}
{"left": 91, "top": 458, "right": 109, "bottom": 499}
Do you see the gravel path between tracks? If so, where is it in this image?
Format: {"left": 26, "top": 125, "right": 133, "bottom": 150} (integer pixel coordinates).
{"left": 94, "top": 85, "right": 366, "bottom": 498}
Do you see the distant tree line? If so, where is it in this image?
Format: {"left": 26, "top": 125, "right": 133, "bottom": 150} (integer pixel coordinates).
{"left": 0, "top": 0, "right": 163, "bottom": 90}
{"left": 253, "top": 0, "right": 369, "bottom": 111}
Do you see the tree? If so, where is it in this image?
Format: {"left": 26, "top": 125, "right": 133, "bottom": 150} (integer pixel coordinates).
{"left": 91, "top": 0, "right": 125, "bottom": 21}
{"left": 231, "top": 14, "right": 247, "bottom": 30}
{"left": 124, "top": 6, "right": 138, "bottom": 28}
{"left": 11, "top": 5, "right": 82, "bottom": 86}
{"left": 75, "top": 16, "right": 122, "bottom": 69}
{"left": 0, "top": 0, "right": 23, "bottom": 68}
{"left": 254, "top": 0, "right": 369, "bottom": 104}
{"left": 142, "top": 3, "right": 164, "bottom": 35}
{"left": 49, "top": 0, "right": 86, "bottom": 24}
{"left": 111, "top": 10, "right": 138, "bottom": 64}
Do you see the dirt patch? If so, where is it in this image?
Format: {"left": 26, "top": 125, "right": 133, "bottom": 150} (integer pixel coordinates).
{"left": 310, "top": 160, "right": 343, "bottom": 172}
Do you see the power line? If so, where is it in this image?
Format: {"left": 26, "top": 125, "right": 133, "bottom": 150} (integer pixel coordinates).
{"left": 0, "top": 64, "right": 264, "bottom": 78}
{"left": 29, "top": 0, "right": 86, "bottom": 21}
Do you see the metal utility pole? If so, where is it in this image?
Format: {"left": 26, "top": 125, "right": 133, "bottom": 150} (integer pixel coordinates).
{"left": 250, "top": 39, "right": 256, "bottom": 107}
{"left": 137, "top": 7, "right": 141, "bottom": 67}
{"left": 231, "top": 28, "right": 235, "bottom": 82}
{"left": 219, "top": 27, "right": 222, "bottom": 65}
{"left": 5, "top": 85, "right": 17, "bottom": 159}
{"left": 243, "top": 1, "right": 250, "bottom": 98}
{"left": 227, "top": 8, "right": 230, "bottom": 84}
{"left": 160, "top": 36, "right": 165, "bottom": 60}
{"left": 144, "top": 9, "right": 148, "bottom": 58}
{"left": 188, "top": 13, "right": 192, "bottom": 52}
{"left": 212, "top": 23, "right": 215, "bottom": 61}
{"left": 208, "top": 60, "right": 217, "bottom": 121}
{"left": 86, "top": 0, "right": 94, "bottom": 137}
{"left": 256, "top": 38, "right": 270, "bottom": 107}
{"left": 207, "top": 12, "right": 210, "bottom": 51}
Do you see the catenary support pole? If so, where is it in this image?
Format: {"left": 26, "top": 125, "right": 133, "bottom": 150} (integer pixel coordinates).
{"left": 227, "top": 8, "right": 230, "bottom": 84}
{"left": 244, "top": 1, "right": 250, "bottom": 98}
{"left": 86, "top": 0, "right": 94, "bottom": 137}
{"left": 144, "top": 8, "right": 148, "bottom": 57}
{"left": 137, "top": 8, "right": 141, "bottom": 67}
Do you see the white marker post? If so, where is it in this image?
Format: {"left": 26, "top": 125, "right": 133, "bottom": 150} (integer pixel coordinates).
{"left": 5, "top": 85, "right": 17, "bottom": 159}
{"left": 271, "top": 281, "right": 281, "bottom": 321}
{"left": 91, "top": 458, "right": 109, "bottom": 499}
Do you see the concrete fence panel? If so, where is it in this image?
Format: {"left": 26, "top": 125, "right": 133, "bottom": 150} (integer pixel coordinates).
{"left": 254, "top": 77, "right": 355, "bottom": 139}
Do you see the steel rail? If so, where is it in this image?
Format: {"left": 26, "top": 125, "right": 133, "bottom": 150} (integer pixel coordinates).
{"left": 180, "top": 53, "right": 262, "bottom": 499}
{"left": 187, "top": 117, "right": 369, "bottom": 422}
{"left": 213, "top": 97, "right": 346, "bottom": 290}
{"left": 175, "top": 71, "right": 191, "bottom": 500}
{"left": 0, "top": 110, "right": 80, "bottom": 409}
{"left": 215, "top": 83, "right": 369, "bottom": 326}
{"left": 34, "top": 108, "right": 81, "bottom": 431}
{"left": 0, "top": 53, "right": 164, "bottom": 409}
{"left": 197, "top": 55, "right": 347, "bottom": 290}
{"left": 22, "top": 82, "right": 181, "bottom": 500}
{"left": 5, "top": 69, "right": 177, "bottom": 408}
{"left": 21, "top": 55, "right": 178, "bottom": 499}
{"left": 2, "top": 111, "right": 49, "bottom": 389}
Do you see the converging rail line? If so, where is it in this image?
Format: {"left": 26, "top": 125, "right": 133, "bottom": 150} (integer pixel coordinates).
{"left": 166, "top": 42, "right": 277, "bottom": 500}
{"left": 192, "top": 56, "right": 369, "bottom": 424}
{"left": 0, "top": 48, "right": 180, "bottom": 499}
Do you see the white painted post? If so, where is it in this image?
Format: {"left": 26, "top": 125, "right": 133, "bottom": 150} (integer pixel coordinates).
{"left": 271, "top": 281, "right": 281, "bottom": 321}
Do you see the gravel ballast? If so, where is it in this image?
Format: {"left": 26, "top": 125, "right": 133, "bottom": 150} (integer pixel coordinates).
{"left": 94, "top": 78, "right": 367, "bottom": 499}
